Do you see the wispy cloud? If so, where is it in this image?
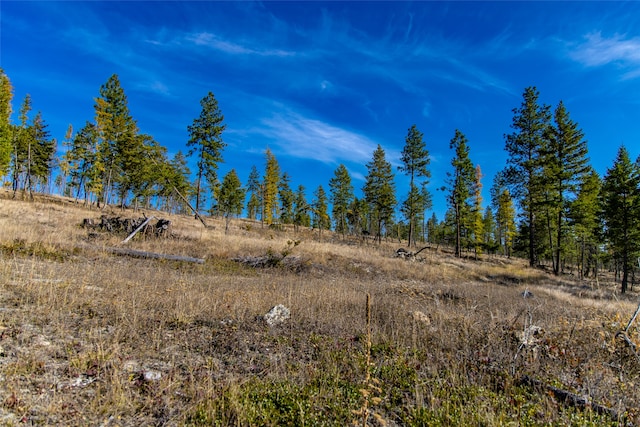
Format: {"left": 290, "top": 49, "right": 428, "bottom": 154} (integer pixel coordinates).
{"left": 228, "top": 95, "right": 388, "bottom": 167}
{"left": 570, "top": 32, "right": 640, "bottom": 78}
{"left": 257, "top": 109, "right": 379, "bottom": 165}
{"left": 185, "top": 32, "right": 296, "bottom": 57}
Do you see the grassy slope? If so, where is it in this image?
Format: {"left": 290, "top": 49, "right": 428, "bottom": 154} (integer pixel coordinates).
{"left": 0, "top": 190, "right": 638, "bottom": 426}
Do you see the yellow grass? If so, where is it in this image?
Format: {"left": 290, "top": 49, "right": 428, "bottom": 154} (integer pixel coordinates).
{"left": 0, "top": 189, "right": 638, "bottom": 425}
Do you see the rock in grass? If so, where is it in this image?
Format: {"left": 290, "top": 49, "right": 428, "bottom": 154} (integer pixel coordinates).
{"left": 264, "top": 304, "right": 290, "bottom": 327}
{"left": 522, "top": 290, "right": 534, "bottom": 298}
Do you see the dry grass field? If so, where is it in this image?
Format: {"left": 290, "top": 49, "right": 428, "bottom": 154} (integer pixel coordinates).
{"left": 1, "top": 189, "right": 639, "bottom": 426}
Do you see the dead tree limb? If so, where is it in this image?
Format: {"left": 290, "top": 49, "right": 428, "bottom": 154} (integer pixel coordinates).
{"left": 518, "top": 375, "right": 622, "bottom": 421}
{"left": 103, "top": 246, "right": 205, "bottom": 264}
{"left": 615, "top": 299, "right": 640, "bottom": 364}
{"left": 122, "top": 216, "right": 155, "bottom": 244}
{"left": 170, "top": 185, "right": 211, "bottom": 229}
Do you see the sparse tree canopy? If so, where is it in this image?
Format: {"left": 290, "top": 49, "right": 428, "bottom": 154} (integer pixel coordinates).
{"left": 399, "top": 124, "right": 431, "bottom": 247}
{"left": 187, "top": 91, "right": 226, "bottom": 214}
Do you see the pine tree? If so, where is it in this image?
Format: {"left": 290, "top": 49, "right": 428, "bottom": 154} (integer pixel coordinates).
{"left": 363, "top": 145, "right": 396, "bottom": 242}
{"left": 278, "top": 172, "right": 295, "bottom": 224}
{"left": 65, "top": 122, "right": 97, "bottom": 203}
{"left": 11, "top": 94, "right": 31, "bottom": 196}
{"left": 329, "top": 164, "right": 354, "bottom": 237}
{"left": 398, "top": 124, "right": 431, "bottom": 247}
{"left": 445, "top": 129, "right": 475, "bottom": 257}
{"left": 544, "top": 100, "right": 590, "bottom": 275}
{"left": 599, "top": 146, "right": 640, "bottom": 293}
{"left": 186, "top": 91, "right": 226, "bottom": 214}
{"left": 491, "top": 172, "right": 517, "bottom": 257}
{"left": 218, "top": 169, "right": 245, "bottom": 234}
{"left": 313, "top": 185, "right": 331, "bottom": 237}
{"left": 28, "top": 111, "right": 55, "bottom": 194}
{"left": 426, "top": 212, "right": 439, "bottom": 244}
{"left": 262, "top": 148, "right": 280, "bottom": 225}
{"left": 94, "top": 74, "right": 140, "bottom": 207}
{"left": 246, "top": 165, "right": 262, "bottom": 221}
{"left": 57, "top": 124, "right": 74, "bottom": 196}
{"left": 482, "top": 207, "right": 498, "bottom": 254}
{"left": 0, "top": 68, "right": 13, "bottom": 176}
{"left": 419, "top": 184, "right": 433, "bottom": 243}
{"left": 471, "top": 164, "right": 484, "bottom": 257}
{"left": 504, "top": 86, "right": 551, "bottom": 267}
{"left": 293, "top": 185, "right": 311, "bottom": 231}
{"left": 347, "top": 197, "right": 368, "bottom": 237}
{"left": 569, "top": 167, "right": 601, "bottom": 279}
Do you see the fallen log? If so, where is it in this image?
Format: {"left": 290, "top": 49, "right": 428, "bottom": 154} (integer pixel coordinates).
{"left": 517, "top": 375, "right": 622, "bottom": 421}
{"left": 102, "top": 246, "right": 205, "bottom": 264}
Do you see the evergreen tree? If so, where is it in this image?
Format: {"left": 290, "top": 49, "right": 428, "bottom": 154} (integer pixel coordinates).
{"left": 504, "top": 86, "right": 551, "bottom": 266}
{"left": 599, "top": 146, "right": 640, "bottom": 293}
{"left": 128, "top": 134, "right": 165, "bottom": 209}
{"left": 544, "top": 100, "right": 590, "bottom": 274}
{"left": 278, "top": 172, "right": 295, "bottom": 224}
{"left": 65, "top": 122, "right": 99, "bottom": 203}
{"left": 0, "top": 68, "right": 13, "bottom": 176}
{"left": 186, "top": 91, "right": 226, "bottom": 214}
{"left": 568, "top": 167, "right": 601, "bottom": 279}
{"left": 491, "top": 172, "right": 517, "bottom": 257}
{"left": 218, "top": 169, "right": 245, "bottom": 234}
{"left": 482, "top": 207, "right": 498, "bottom": 254}
{"left": 57, "top": 124, "right": 74, "bottom": 196}
{"left": 398, "top": 124, "right": 431, "bottom": 247}
{"left": 445, "top": 129, "right": 475, "bottom": 257}
{"left": 313, "top": 185, "right": 331, "bottom": 236}
{"left": 426, "top": 212, "right": 439, "bottom": 244}
{"left": 363, "top": 144, "right": 396, "bottom": 243}
{"left": 27, "top": 111, "right": 55, "bottom": 194}
{"left": 262, "top": 148, "right": 280, "bottom": 225}
{"left": 293, "top": 185, "right": 311, "bottom": 231}
{"left": 94, "top": 74, "right": 139, "bottom": 207}
{"left": 246, "top": 165, "right": 262, "bottom": 221}
{"left": 347, "top": 197, "right": 368, "bottom": 237}
{"left": 471, "top": 164, "right": 484, "bottom": 257}
{"left": 419, "top": 183, "right": 433, "bottom": 243}
{"left": 329, "top": 164, "right": 354, "bottom": 237}
{"left": 11, "top": 94, "right": 31, "bottom": 196}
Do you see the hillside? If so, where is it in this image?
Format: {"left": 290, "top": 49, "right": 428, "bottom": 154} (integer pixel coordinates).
{"left": 0, "top": 190, "right": 638, "bottom": 426}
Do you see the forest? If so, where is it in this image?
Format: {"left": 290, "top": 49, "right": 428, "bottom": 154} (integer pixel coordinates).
{"left": 1, "top": 68, "right": 639, "bottom": 293}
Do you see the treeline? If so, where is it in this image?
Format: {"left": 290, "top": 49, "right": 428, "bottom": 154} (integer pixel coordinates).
{"left": 1, "top": 70, "right": 639, "bottom": 292}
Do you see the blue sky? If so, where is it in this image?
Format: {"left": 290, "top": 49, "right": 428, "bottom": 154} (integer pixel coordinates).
{"left": 2, "top": 1, "right": 640, "bottom": 220}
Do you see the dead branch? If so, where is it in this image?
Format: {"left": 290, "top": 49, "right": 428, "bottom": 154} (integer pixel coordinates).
{"left": 122, "top": 216, "right": 155, "bottom": 244}
{"left": 517, "top": 375, "right": 622, "bottom": 421}
{"left": 102, "top": 246, "right": 204, "bottom": 264}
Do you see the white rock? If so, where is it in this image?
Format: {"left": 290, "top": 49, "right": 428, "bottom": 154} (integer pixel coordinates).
{"left": 143, "top": 370, "right": 162, "bottom": 382}
{"left": 264, "top": 304, "right": 290, "bottom": 327}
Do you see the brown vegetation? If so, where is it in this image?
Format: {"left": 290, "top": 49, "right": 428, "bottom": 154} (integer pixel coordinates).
{"left": 0, "top": 189, "right": 638, "bottom": 425}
